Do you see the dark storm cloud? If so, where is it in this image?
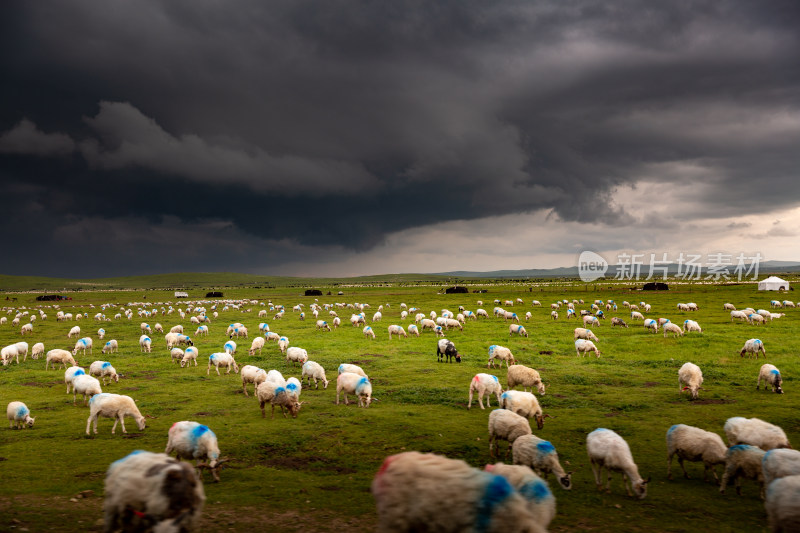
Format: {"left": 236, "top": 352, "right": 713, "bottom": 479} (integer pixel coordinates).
{"left": 1, "top": 0, "right": 799, "bottom": 276}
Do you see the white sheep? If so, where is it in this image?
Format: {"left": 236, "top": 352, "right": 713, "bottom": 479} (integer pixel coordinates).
{"left": 45, "top": 348, "right": 77, "bottom": 370}
{"left": 730, "top": 310, "right": 749, "bottom": 322}
{"left": 195, "top": 325, "right": 209, "bottom": 336}
{"left": 71, "top": 374, "right": 102, "bottom": 405}
{"left": 678, "top": 362, "right": 703, "bottom": 400}
{"left": 333, "top": 316, "right": 341, "bottom": 328}
{"left": 140, "top": 322, "right": 151, "bottom": 334}
{"left": 575, "top": 339, "right": 600, "bottom": 357}
{"left": 72, "top": 337, "right": 93, "bottom": 355}
{"left": 682, "top": 319, "right": 701, "bottom": 333}
{"left": 363, "top": 325, "right": 376, "bottom": 339}
{"left": 388, "top": 325, "right": 407, "bottom": 339}
{"left": 86, "top": 393, "right": 146, "bottom": 435}
{"left": 170, "top": 324, "right": 184, "bottom": 334}
{"left": 499, "top": 390, "right": 546, "bottom": 429}
{"left": 278, "top": 336, "right": 289, "bottom": 354}
{"left": 181, "top": 346, "right": 199, "bottom": 367}
{"left": 408, "top": 324, "right": 420, "bottom": 337}
{"left": 1, "top": 344, "right": 19, "bottom": 366}
{"left": 587, "top": 428, "right": 649, "bottom": 498}
{"left": 256, "top": 380, "right": 302, "bottom": 418}
{"left": 301, "top": 361, "right": 329, "bottom": 389}
{"left": 336, "top": 372, "right": 373, "bottom": 407}
{"left": 724, "top": 417, "right": 791, "bottom": 450}
{"left": 484, "top": 463, "right": 556, "bottom": 528}
{"left": 248, "top": 337, "right": 265, "bottom": 356}
{"left": 509, "top": 324, "right": 527, "bottom": 337}
{"left": 68, "top": 325, "right": 81, "bottom": 338}
{"left": 265, "top": 369, "right": 286, "bottom": 386}
{"left": 166, "top": 421, "right": 223, "bottom": 482}
{"left": 30, "top": 342, "right": 44, "bottom": 360}
{"left": 765, "top": 474, "right": 800, "bottom": 531}
{"left": 371, "top": 451, "right": 546, "bottom": 533}
{"left": 20, "top": 322, "right": 33, "bottom": 335}
{"left": 573, "top": 328, "right": 598, "bottom": 342}
{"left": 207, "top": 352, "right": 239, "bottom": 375}
{"left": 749, "top": 313, "right": 765, "bottom": 325}
{"left": 139, "top": 335, "right": 152, "bottom": 353}
{"left": 643, "top": 318, "right": 658, "bottom": 333}
{"left": 101, "top": 339, "right": 118, "bottom": 354}
{"left": 224, "top": 340, "right": 237, "bottom": 355}
{"left": 757, "top": 364, "right": 784, "bottom": 394}
{"left": 468, "top": 373, "right": 503, "bottom": 410}
{"left": 506, "top": 365, "right": 545, "bottom": 396}
{"left": 7, "top": 401, "right": 35, "bottom": 429}
{"left": 89, "top": 360, "right": 119, "bottom": 386}
{"left": 488, "top": 409, "right": 532, "bottom": 458}
{"left": 582, "top": 315, "right": 600, "bottom": 328}
{"left": 512, "top": 434, "right": 572, "bottom": 489}
{"left": 315, "top": 320, "right": 331, "bottom": 331}
{"left": 724, "top": 303, "right": 737, "bottom": 310}
{"left": 338, "top": 363, "right": 367, "bottom": 378}
{"left": 285, "top": 346, "right": 309, "bottom": 366}
{"left": 487, "top": 345, "right": 515, "bottom": 369}
{"left": 762, "top": 448, "right": 800, "bottom": 487}
{"left": 240, "top": 365, "right": 268, "bottom": 396}
{"left": 719, "top": 444, "right": 766, "bottom": 498}
{"left": 630, "top": 311, "right": 644, "bottom": 321}
{"left": 666, "top": 424, "right": 727, "bottom": 482}
{"left": 740, "top": 338, "right": 766, "bottom": 358}
{"left": 103, "top": 450, "right": 205, "bottom": 531}
{"left": 13, "top": 341, "right": 28, "bottom": 361}
{"left": 663, "top": 322, "right": 683, "bottom": 337}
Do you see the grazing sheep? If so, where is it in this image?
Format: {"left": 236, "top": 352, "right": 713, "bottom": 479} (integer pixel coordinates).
{"left": 68, "top": 325, "right": 81, "bottom": 338}
{"left": 682, "top": 319, "right": 702, "bottom": 333}
{"left": 338, "top": 363, "right": 367, "bottom": 378}
{"left": 46, "top": 349, "right": 77, "bottom": 370}
{"left": 586, "top": 428, "right": 649, "bottom": 499}
{"left": 1, "top": 344, "right": 19, "bottom": 366}
{"left": 506, "top": 365, "right": 545, "bottom": 396}
{"left": 574, "top": 328, "right": 599, "bottom": 342}
{"left": 240, "top": 365, "right": 268, "bottom": 396}
{"left": 730, "top": 310, "right": 749, "bottom": 322}
{"left": 207, "top": 353, "right": 239, "bottom": 376}
{"left": 71, "top": 374, "right": 102, "bottom": 405}
{"left": 86, "top": 393, "right": 146, "bottom": 435}
{"left": 575, "top": 339, "right": 600, "bottom": 357}
{"left": 724, "top": 417, "right": 791, "bottom": 450}
{"left": 550, "top": 311, "right": 558, "bottom": 320}
{"left": 89, "top": 361, "right": 119, "bottom": 385}
{"left": 29, "top": 342, "right": 44, "bottom": 360}
{"left": 285, "top": 346, "right": 309, "bottom": 367}
{"left": 72, "top": 337, "right": 93, "bottom": 356}
{"left": 678, "top": 362, "right": 703, "bottom": 400}
{"left": 509, "top": 324, "right": 527, "bottom": 337}
{"left": 195, "top": 325, "right": 209, "bottom": 336}
{"left": 749, "top": 313, "right": 765, "bottom": 325}
{"left": 336, "top": 372, "right": 373, "bottom": 407}
{"left": 301, "top": 361, "right": 329, "bottom": 389}
{"left": 724, "top": 303, "right": 737, "bottom": 310}
{"left": 166, "top": 421, "right": 223, "bottom": 482}
{"left": 468, "top": 373, "right": 503, "bottom": 410}
{"left": 103, "top": 450, "right": 205, "bottom": 532}
{"left": 371, "top": 451, "right": 546, "bottom": 533}
{"left": 663, "top": 322, "right": 683, "bottom": 337}
{"left": 223, "top": 340, "right": 237, "bottom": 355}
{"left": 140, "top": 322, "right": 151, "bottom": 334}
{"left": 630, "top": 311, "right": 644, "bottom": 321}
{"left": 170, "top": 325, "right": 184, "bottom": 334}
{"left": 512, "top": 435, "right": 572, "bottom": 490}
{"left": 278, "top": 336, "right": 289, "bottom": 354}
{"left": 285, "top": 376, "right": 302, "bottom": 400}
{"left": 765, "top": 475, "right": 800, "bottom": 531}
{"left": 388, "top": 325, "right": 407, "bottom": 339}
{"left": 719, "top": 445, "right": 766, "bottom": 498}
{"left": 583, "top": 315, "right": 600, "bottom": 328}
{"left": 499, "top": 391, "right": 546, "bottom": 430}
{"left": 611, "top": 317, "right": 628, "bottom": 328}
{"left": 181, "top": 346, "right": 199, "bottom": 367}
{"left": 740, "top": 338, "right": 766, "bottom": 358}
{"left": 20, "top": 322, "right": 33, "bottom": 335}
{"left": 666, "top": 424, "right": 727, "bottom": 482}
{"left": 762, "top": 449, "right": 800, "bottom": 487}
{"left": 758, "top": 364, "right": 784, "bottom": 394}
{"left": 248, "top": 337, "right": 265, "bottom": 356}
{"left": 363, "top": 325, "right": 376, "bottom": 339}
{"left": 7, "top": 401, "right": 35, "bottom": 429}
{"left": 139, "top": 335, "right": 152, "bottom": 353}
{"left": 476, "top": 309, "right": 489, "bottom": 318}
{"left": 101, "top": 339, "right": 118, "bottom": 354}
{"left": 643, "top": 319, "right": 658, "bottom": 333}
{"left": 488, "top": 409, "right": 532, "bottom": 458}
{"left": 487, "top": 345, "right": 515, "bottom": 369}
{"left": 437, "top": 339, "right": 461, "bottom": 363}
{"left": 484, "top": 463, "right": 556, "bottom": 528}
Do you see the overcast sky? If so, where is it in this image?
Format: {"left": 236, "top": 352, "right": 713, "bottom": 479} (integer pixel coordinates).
{"left": 1, "top": 1, "right": 799, "bottom": 278}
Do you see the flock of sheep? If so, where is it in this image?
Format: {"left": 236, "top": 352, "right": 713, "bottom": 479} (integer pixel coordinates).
{"left": 0, "top": 293, "right": 797, "bottom": 531}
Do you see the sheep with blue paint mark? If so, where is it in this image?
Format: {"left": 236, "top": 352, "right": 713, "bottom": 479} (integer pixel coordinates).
{"left": 86, "top": 393, "right": 146, "bottom": 435}
{"left": 509, "top": 324, "right": 527, "bottom": 337}
{"left": 181, "top": 346, "right": 199, "bottom": 367}
{"left": 337, "top": 372, "right": 373, "bottom": 407}
{"left": 666, "top": 424, "right": 727, "bottom": 482}
{"left": 468, "top": 373, "right": 503, "bottom": 409}
{"left": 485, "top": 463, "right": 556, "bottom": 527}
{"left": 223, "top": 340, "right": 237, "bottom": 355}
{"left": 103, "top": 450, "right": 205, "bottom": 532}
{"left": 256, "top": 380, "right": 303, "bottom": 418}
{"left": 72, "top": 337, "right": 93, "bottom": 356}
{"left": 683, "top": 319, "right": 701, "bottom": 333}
{"left": 7, "top": 401, "right": 35, "bottom": 429}
{"left": 757, "top": 364, "right": 784, "bottom": 394}
{"left": 363, "top": 325, "right": 376, "bottom": 339}
{"left": 338, "top": 363, "right": 367, "bottom": 378}
{"left": 278, "top": 336, "right": 289, "bottom": 354}
{"left": 71, "top": 374, "right": 102, "bottom": 405}
{"left": 643, "top": 318, "right": 658, "bottom": 333}
{"left": 285, "top": 376, "right": 302, "bottom": 400}
{"left": 207, "top": 352, "right": 239, "bottom": 376}
{"left": 574, "top": 328, "right": 598, "bottom": 342}
{"left": 512, "top": 434, "right": 572, "bottom": 489}
{"left": 720, "top": 444, "right": 766, "bottom": 498}
{"left": 89, "top": 360, "right": 119, "bottom": 385}
{"left": 388, "top": 325, "right": 408, "bottom": 339}
{"left": 139, "top": 335, "right": 152, "bottom": 353}
{"left": 487, "top": 345, "right": 515, "bottom": 369}
{"left": 166, "top": 420, "right": 223, "bottom": 482}
{"left": 408, "top": 324, "right": 420, "bottom": 337}
{"left": 740, "top": 338, "right": 766, "bottom": 358}
{"left": 724, "top": 417, "right": 791, "bottom": 450}
{"left": 302, "top": 361, "right": 329, "bottom": 389}
{"left": 586, "top": 428, "right": 650, "bottom": 499}
{"left": 140, "top": 322, "right": 151, "bottom": 334}
{"left": 195, "top": 325, "right": 209, "bottom": 337}
{"left": 762, "top": 449, "right": 800, "bottom": 487}
{"left": 101, "top": 339, "right": 118, "bottom": 354}
{"left": 488, "top": 409, "right": 532, "bottom": 458}
{"left": 371, "top": 451, "right": 546, "bottom": 533}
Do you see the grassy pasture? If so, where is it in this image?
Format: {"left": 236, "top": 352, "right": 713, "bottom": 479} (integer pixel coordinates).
{"left": 0, "top": 280, "right": 798, "bottom": 531}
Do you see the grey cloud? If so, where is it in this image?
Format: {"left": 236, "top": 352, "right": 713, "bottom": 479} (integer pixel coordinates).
{"left": 0, "top": 119, "right": 75, "bottom": 156}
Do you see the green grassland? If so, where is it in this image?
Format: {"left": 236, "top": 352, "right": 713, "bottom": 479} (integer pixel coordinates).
{"left": 0, "top": 277, "right": 799, "bottom": 531}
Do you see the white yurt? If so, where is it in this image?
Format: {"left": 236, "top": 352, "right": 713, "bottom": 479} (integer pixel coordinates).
{"left": 758, "top": 276, "right": 790, "bottom": 291}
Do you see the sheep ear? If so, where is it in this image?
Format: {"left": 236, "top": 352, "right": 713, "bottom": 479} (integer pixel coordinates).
{"left": 543, "top": 413, "right": 555, "bottom": 419}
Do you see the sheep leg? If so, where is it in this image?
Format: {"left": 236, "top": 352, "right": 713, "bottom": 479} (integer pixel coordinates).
{"left": 623, "top": 473, "right": 633, "bottom": 496}
{"left": 606, "top": 469, "right": 613, "bottom": 493}
{"left": 216, "top": 365, "right": 221, "bottom": 376}
{"left": 242, "top": 382, "right": 249, "bottom": 397}
{"left": 73, "top": 391, "right": 78, "bottom": 405}
{"left": 590, "top": 460, "right": 601, "bottom": 488}
{"left": 667, "top": 453, "right": 674, "bottom": 480}
{"left": 467, "top": 389, "right": 473, "bottom": 409}
{"left": 259, "top": 401, "right": 266, "bottom": 418}
{"left": 478, "top": 392, "right": 485, "bottom": 410}
{"left": 719, "top": 466, "right": 732, "bottom": 494}
{"left": 678, "top": 456, "right": 690, "bottom": 479}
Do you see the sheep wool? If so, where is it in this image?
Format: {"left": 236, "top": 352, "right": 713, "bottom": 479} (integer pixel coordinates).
{"left": 666, "top": 424, "right": 727, "bottom": 482}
